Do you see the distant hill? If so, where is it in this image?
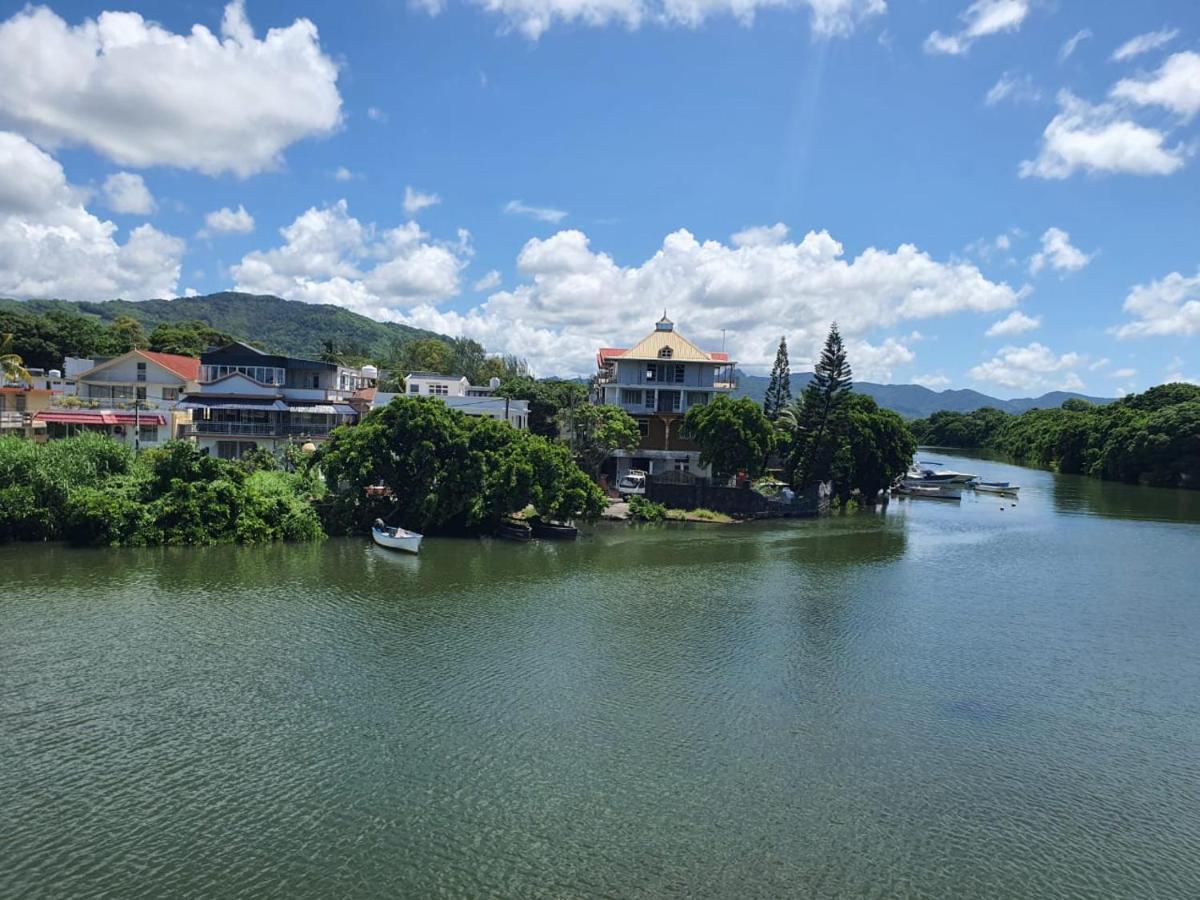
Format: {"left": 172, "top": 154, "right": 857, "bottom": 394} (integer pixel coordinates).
{"left": 0, "top": 292, "right": 443, "bottom": 359}
{"left": 734, "top": 372, "right": 1113, "bottom": 418}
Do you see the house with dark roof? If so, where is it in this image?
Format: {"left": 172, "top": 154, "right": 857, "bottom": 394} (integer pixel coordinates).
{"left": 594, "top": 315, "right": 737, "bottom": 480}
{"left": 178, "top": 342, "right": 376, "bottom": 459}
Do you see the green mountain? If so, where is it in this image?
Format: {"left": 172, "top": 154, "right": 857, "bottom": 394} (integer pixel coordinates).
{"left": 0, "top": 292, "right": 443, "bottom": 359}
{"left": 734, "top": 372, "right": 1112, "bottom": 418}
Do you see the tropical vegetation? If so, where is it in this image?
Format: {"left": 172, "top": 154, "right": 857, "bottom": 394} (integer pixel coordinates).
{"left": 910, "top": 384, "right": 1200, "bottom": 488}
{"left": 558, "top": 402, "right": 641, "bottom": 477}
{"left": 763, "top": 336, "right": 792, "bottom": 420}
{"left": 683, "top": 395, "right": 776, "bottom": 478}
{"left": 0, "top": 435, "right": 324, "bottom": 547}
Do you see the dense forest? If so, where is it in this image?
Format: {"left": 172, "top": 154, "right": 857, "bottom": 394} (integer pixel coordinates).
{"left": 910, "top": 384, "right": 1200, "bottom": 489}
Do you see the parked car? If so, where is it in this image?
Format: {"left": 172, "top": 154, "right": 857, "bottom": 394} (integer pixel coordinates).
{"left": 617, "top": 469, "right": 647, "bottom": 496}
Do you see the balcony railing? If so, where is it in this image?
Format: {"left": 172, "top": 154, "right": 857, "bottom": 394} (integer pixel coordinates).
{"left": 0, "top": 411, "right": 28, "bottom": 428}
{"left": 192, "top": 422, "right": 279, "bottom": 436}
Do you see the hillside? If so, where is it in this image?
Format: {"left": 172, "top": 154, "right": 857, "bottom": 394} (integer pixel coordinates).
{"left": 0, "top": 292, "right": 443, "bottom": 359}
{"left": 734, "top": 372, "right": 1112, "bottom": 418}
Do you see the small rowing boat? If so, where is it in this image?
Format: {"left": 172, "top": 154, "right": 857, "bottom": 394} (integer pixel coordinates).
{"left": 529, "top": 519, "right": 578, "bottom": 540}
{"left": 895, "top": 484, "right": 962, "bottom": 501}
{"left": 974, "top": 481, "right": 1020, "bottom": 495}
{"left": 371, "top": 519, "right": 423, "bottom": 554}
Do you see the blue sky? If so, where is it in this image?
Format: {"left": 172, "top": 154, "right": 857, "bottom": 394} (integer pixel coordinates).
{"left": 0, "top": 0, "right": 1197, "bottom": 394}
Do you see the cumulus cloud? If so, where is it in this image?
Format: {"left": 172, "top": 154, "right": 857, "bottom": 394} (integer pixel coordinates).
{"left": 472, "top": 269, "right": 502, "bottom": 291}
{"left": 0, "top": 2, "right": 341, "bottom": 177}
{"left": 394, "top": 225, "right": 1020, "bottom": 376}
{"left": 924, "top": 0, "right": 1029, "bottom": 56}
{"left": 333, "top": 167, "right": 357, "bottom": 182}
{"left": 203, "top": 204, "right": 255, "bottom": 235}
{"left": 968, "top": 342, "right": 1085, "bottom": 392}
{"left": 231, "top": 199, "right": 469, "bottom": 316}
{"left": 912, "top": 373, "right": 951, "bottom": 389}
{"left": 1059, "top": 29, "right": 1091, "bottom": 62}
{"left": 0, "top": 132, "right": 182, "bottom": 300}
{"left": 1111, "top": 269, "right": 1200, "bottom": 338}
{"left": 1111, "top": 51, "right": 1200, "bottom": 120}
{"left": 404, "top": 186, "right": 442, "bottom": 216}
{"left": 986, "top": 310, "right": 1041, "bottom": 337}
{"left": 102, "top": 172, "right": 155, "bottom": 215}
{"left": 1111, "top": 27, "right": 1178, "bottom": 63}
{"left": 421, "top": 0, "right": 884, "bottom": 41}
{"left": 1029, "top": 227, "right": 1093, "bottom": 275}
{"left": 1019, "top": 90, "right": 1186, "bottom": 179}
{"left": 985, "top": 71, "right": 1041, "bottom": 106}
{"left": 504, "top": 199, "right": 568, "bottom": 223}
{"left": 366, "top": 106, "right": 387, "bottom": 122}
{"left": 1112, "top": 367, "right": 1136, "bottom": 379}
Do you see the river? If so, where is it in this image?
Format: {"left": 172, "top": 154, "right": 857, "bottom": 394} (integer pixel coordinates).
{"left": 3, "top": 453, "right": 1200, "bottom": 898}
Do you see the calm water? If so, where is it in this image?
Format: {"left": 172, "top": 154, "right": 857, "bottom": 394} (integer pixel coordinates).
{"left": 4, "top": 454, "right": 1200, "bottom": 898}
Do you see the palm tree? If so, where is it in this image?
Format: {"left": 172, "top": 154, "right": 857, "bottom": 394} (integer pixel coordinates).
{"left": 0, "top": 333, "right": 31, "bottom": 385}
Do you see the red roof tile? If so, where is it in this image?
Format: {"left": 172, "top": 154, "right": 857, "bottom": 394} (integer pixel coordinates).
{"left": 139, "top": 351, "right": 200, "bottom": 381}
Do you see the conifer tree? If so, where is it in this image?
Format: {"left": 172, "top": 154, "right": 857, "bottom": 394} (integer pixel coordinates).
{"left": 763, "top": 336, "right": 792, "bottom": 420}
{"left": 789, "top": 323, "right": 853, "bottom": 488}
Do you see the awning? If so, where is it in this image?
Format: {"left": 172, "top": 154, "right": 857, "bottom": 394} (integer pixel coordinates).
{"left": 34, "top": 411, "right": 166, "bottom": 426}
{"left": 177, "top": 399, "right": 288, "bottom": 411}
{"left": 288, "top": 403, "right": 358, "bottom": 416}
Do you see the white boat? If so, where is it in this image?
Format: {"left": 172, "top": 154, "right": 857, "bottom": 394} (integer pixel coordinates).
{"left": 974, "top": 482, "right": 1019, "bottom": 495}
{"left": 896, "top": 484, "right": 962, "bottom": 501}
{"left": 372, "top": 522, "right": 423, "bottom": 554}
{"left": 908, "top": 463, "right": 979, "bottom": 484}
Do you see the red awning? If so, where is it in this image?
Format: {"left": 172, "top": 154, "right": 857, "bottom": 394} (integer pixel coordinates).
{"left": 34, "top": 411, "right": 166, "bottom": 426}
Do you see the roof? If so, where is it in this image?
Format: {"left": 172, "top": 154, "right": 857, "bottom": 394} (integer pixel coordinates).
{"left": 139, "top": 351, "right": 200, "bottom": 381}
{"left": 35, "top": 410, "right": 166, "bottom": 425}
{"left": 598, "top": 323, "right": 735, "bottom": 365}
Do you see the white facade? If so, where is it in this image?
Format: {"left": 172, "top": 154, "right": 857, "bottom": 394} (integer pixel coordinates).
{"left": 375, "top": 391, "right": 529, "bottom": 430}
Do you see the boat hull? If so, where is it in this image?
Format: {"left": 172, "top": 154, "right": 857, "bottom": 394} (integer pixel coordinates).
{"left": 975, "top": 483, "right": 1019, "bottom": 495}
{"left": 372, "top": 527, "right": 423, "bottom": 554}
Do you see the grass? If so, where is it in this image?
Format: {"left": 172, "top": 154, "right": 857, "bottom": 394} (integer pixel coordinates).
{"left": 664, "top": 507, "right": 735, "bottom": 524}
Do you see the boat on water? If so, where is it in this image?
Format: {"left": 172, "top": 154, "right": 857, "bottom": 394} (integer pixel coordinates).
{"left": 896, "top": 484, "right": 962, "bottom": 501}
{"left": 529, "top": 519, "right": 579, "bottom": 540}
{"left": 496, "top": 521, "right": 533, "bottom": 542}
{"left": 974, "top": 481, "right": 1020, "bottom": 495}
{"left": 908, "top": 462, "right": 979, "bottom": 484}
{"left": 371, "top": 520, "right": 423, "bottom": 554}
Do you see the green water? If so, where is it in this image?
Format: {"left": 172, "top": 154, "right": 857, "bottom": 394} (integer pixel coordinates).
{"left": 4, "top": 453, "right": 1200, "bottom": 898}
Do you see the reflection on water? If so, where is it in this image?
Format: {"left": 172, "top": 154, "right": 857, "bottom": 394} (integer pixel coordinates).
{"left": 2, "top": 455, "right": 1200, "bottom": 899}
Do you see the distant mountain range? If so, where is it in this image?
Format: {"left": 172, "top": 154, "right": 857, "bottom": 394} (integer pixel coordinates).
{"left": 734, "top": 372, "right": 1112, "bottom": 419}
{"left": 0, "top": 292, "right": 441, "bottom": 360}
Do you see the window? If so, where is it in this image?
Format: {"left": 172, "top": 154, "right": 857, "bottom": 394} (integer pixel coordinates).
{"left": 620, "top": 389, "right": 643, "bottom": 405}
{"left": 658, "top": 346, "right": 673, "bottom": 358}
{"left": 645, "top": 364, "right": 657, "bottom": 382}
{"left": 673, "top": 459, "right": 690, "bottom": 472}
{"left": 636, "top": 418, "right": 649, "bottom": 437}
{"left": 673, "top": 364, "right": 685, "bottom": 384}
{"left": 162, "top": 388, "right": 179, "bottom": 401}
{"left": 687, "top": 391, "right": 708, "bottom": 408}
{"left": 136, "top": 361, "right": 147, "bottom": 382}
{"left": 312, "top": 375, "right": 320, "bottom": 388}
{"left": 644, "top": 391, "right": 655, "bottom": 410}
{"left": 408, "top": 384, "right": 420, "bottom": 394}
{"left": 136, "top": 387, "right": 147, "bottom": 401}
{"left": 15, "top": 395, "right": 26, "bottom": 412}
{"left": 138, "top": 424, "right": 159, "bottom": 443}
{"left": 430, "top": 384, "right": 449, "bottom": 396}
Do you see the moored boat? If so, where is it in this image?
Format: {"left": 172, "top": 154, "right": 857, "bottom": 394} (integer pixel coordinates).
{"left": 529, "top": 519, "right": 578, "bottom": 540}
{"left": 895, "top": 483, "right": 962, "bottom": 500}
{"left": 974, "top": 481, "right": 1020, "bottom": 495}
{"left": 371, "top": 520, "right": 423, "bottom": 554}
{"left": 496, "top": 521, "right": 533, "bottom": 542}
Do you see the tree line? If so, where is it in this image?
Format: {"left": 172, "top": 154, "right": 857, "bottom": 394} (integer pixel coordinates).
{"left": 910, "top": 384, "right": 1200, "bottom": 489}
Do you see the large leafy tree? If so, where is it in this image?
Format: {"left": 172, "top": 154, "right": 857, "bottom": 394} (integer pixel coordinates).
{"left": 830, "top": 394, "right": 917, "bottom": 503}
{"left": 789, "top": 323, "right": 853, "bottom": 489}
{"left": 683, "top": 395, "right": 776, "bottom": 478}
{"left": 763, "top": 336, "right": 792, "bottom": 420}
{"left": 108, "top": 316, "right": 149, "bottom": 353}
{"left": 497, "top": 376, "right": 589, "bottom": 438}
{"left": 559, "top": 403, "right": 640, "bottom": 477}
{"left": 1, "top": 333, "right": 31, "bottom": 384}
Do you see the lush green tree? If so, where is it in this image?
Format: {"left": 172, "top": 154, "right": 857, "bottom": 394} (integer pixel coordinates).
{"left": 147, "top": 321, "right": 233, "bottom": 357}
{"left": 108, "top": 316, "right": 148, "bottom": 352}
{"left": 1, "top": 333, "right": 31, "bottom": 383}
{"left": 763, "top": 336, "right": 792, "bottom": 420}
{"left": 559, "top": 403, "right": 641, "bottom": 477}
{"left": 789, "top": 323, "right": 853, "bottom": 488}
{"left": 683, "top": 395, "right": 776, "bottom": 478}
{"left": 830, "top": 394, "right": 917, "bottom": 503}
{"left": 496, "top": 376, "right": 589, "bottom": 438}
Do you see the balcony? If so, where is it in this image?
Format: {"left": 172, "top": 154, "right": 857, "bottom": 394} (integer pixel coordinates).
{"left": 192, "top": 422, "right": 279, "bottom": 436}
{"left": 1, "top": 411, "right": 28, "bottom": 429}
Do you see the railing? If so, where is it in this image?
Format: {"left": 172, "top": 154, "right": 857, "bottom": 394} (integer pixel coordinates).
{"left": 192, "top": 422, "right": 279, "bottom": 436}
{"left": 0, "top": 411, "right": 27, "bottom": 428}
{"left": 281, "top": 424, "right": 336, "bottom": 435}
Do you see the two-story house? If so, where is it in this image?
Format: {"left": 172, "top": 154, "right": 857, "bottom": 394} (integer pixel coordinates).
{"left": 363, "top": 371, "right": 529, "bottom": 429}
{"left": 594, "top": 315, "right": 736, "bottom": 479}
{"left": 179, "top": 342, "right": 374, "bottom": 459}
{"left": 34, "top": 350, "right": 199, "bottom": 448}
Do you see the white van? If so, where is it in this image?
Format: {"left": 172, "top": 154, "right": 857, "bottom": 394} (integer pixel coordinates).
{"left": 616, "top": 469, "right": 647, "bottom": 496}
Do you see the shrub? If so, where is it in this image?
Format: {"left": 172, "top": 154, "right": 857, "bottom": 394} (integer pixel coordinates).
{"left": 628, "top": 495, "right": 667, "bottom": 522}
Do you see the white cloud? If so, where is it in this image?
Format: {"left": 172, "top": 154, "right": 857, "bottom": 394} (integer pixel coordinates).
{"left": 1059, "top": 28, "right": 1091, "bottom": 62}
{"left": 965, "top": 228, "right": 1022, "bottom": 263}
{"left": 366, "top": 106, "right": 387, "bottom": 122}
{"left": 333, "top": 167, "right": 357, "bottom": 182}
{"left": 1111, "top": 269, "right": 1200, "bottom": 338}
{"left": 1019, "top": 90, "right": 1187, "bottom": 179}
{"left": 968, "top": 342, "right": 1085, "bottom": 392}
{"left": 1165, "top": 373, "right": 1199, "bottom": 386}
{"left": 1112, "top": 367, "right": 1136, "bottom": 379}
{"left": 912, "top": 373, "right": 951, "bottom": 389}
{"left": 1111, "top": 27, "right": 1178, "bottom": 63}
{"left": 731, "top": 223, "right": 789, "bottom": 247}
{"left": 924, "top": 0, "right": 1029, "bottom": 56}
{"left": 0, "top": 131, "right": 182, "bottom": 300}
{"left": 504, "top": 199, "right": 568, "bottom": 223}
{"left": 1029, "top": 227, "right": 1093, "bottom": 275}
{"left": 422, "top": 0, "right": 884, "bottom": 41}
{"left": 0, "top": 2, "right": 341, "bottom": 177}
{"left": 472, "top": 269, "right": 502, "bottom": 291}
{"left": 1089, "top": 357, "right": 1110, "bottom": 371}
{"left": 986, "top": 310, "right": 1041, "bottom": 337}
{"left": 203, "top": 204, "right": 255, "bottom": 235}
{"left": 394, "top": 225, "right": 1020, "bottom": 376}
{"left": 847, "top": 336, "right": 915, "bottom": 381}
{"left": 404, "top": 186, "right": 442, "bottom": 216}
{"left": 985, "top": 71, "right": 1041, "bottom": 106}
{"left": 102, "top": 172, "right": 155, "bottom": 215}
{"left": 1111, "top": 51, "right": 1200, "bottom": 120}
{"left": 231, "top": 199, "right": 469, "bottom": 315}
{"left": 183, "top": 287, "right": 199, "bottom": 297}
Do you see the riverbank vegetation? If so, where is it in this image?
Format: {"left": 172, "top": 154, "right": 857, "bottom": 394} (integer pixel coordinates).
{"left": 0, "top": 435, "right": 324, "bottom": 546}
{"left": 315, "top": 397, "right": 606, "bottom": 534}
{"left": 910, "top": 384, "right": 1200, "bottom": 488}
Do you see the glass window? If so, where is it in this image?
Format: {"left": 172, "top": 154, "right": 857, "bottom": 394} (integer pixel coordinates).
{"left": 658, "top": 347, "right": 673, "bottom": 358}
{"left": 673, "top": 364, "right": 685, "bottom": 384}
{"left": 136, "top": 361, "right": 147, "bottom": 382}
{"left": 644, "top": 392, "right": 655, "bottom": 410}
{"left": 621, "top": 389, "right": 642, "bottom": 405}
{"left": 162, "top": 388, "right": 179, "bottom": 401}
{"left": 637, "top": 418, "right": 649, "bottom": 437}
{"left": 408, "top": 384, "right": 420, "bottom": 394}
{"left": 687, "top": 391, "right": 707, "bottom": 407}
{"left": 138, "top": 425, "right": 158, "bottom": 443}
{"left": 136, "top": 387, "right": 147, "bottom": 400}
{"left": 431, "top": 384, "right": 449, "bottom": 396}
{"left": 15, "top": 395, "right": 26, "bottom": 412}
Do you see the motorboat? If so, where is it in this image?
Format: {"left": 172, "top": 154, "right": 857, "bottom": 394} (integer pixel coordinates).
{"left": 898, "top": 479, "right": 963, "bottom": 494}
{"left": 895, "top": 484, "right": 962, "bottom": 501}
{"left": 908, "top": 463, "right": 978, "bottom": 484}
{"left": 974, "top": 481, "right": 1020, "bottom": 495}
{"left": 496, "top": 520, "right": 533, "bottom": 542}
{"left": 529, "top": 519, "right": 579, "bottom": 540}
{"left": 371, "top": 522, "right": 423, "bottom": 554}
